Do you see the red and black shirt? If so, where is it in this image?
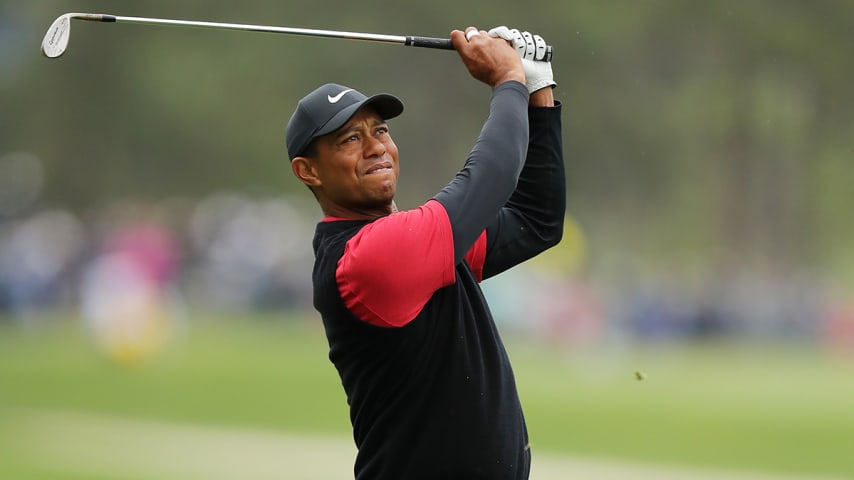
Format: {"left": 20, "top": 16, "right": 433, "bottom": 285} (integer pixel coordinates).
{"left": 311, "top": 81, "right": 565, "bottom": 480}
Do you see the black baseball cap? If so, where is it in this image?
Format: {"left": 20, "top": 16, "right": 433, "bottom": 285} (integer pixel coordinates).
{"left": 286, "top": 83, "right": 404, "bottom": 160}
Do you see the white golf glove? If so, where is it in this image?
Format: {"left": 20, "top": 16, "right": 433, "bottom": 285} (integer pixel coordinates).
{"left": 488, "top": 26, "right": 556, "bottom": 93}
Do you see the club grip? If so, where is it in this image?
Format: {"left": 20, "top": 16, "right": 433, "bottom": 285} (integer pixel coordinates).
{"left": 406, "top": 35, "right": 553, "bottom": 61}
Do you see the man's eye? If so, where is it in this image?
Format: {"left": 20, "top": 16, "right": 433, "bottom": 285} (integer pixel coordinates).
{"left": 376, "top": 127, "right": 389, "bottom": 135}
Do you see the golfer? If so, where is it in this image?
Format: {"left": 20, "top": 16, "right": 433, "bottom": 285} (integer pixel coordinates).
{"left": 287, "top": 26, "right": 565, "bottom": 479}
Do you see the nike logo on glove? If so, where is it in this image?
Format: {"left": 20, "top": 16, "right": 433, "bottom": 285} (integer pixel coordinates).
{"left": 327, "top": 89, "right": 354, "bottom": 103}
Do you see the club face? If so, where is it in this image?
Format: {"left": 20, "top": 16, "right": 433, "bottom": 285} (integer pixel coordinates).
{"left": 42, "top": 14, "right": 72, "bottom": 58}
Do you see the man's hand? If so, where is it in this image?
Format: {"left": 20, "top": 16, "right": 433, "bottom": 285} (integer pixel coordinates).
{"left": 451, "top": 27, "right": 525, "bottom": 89}
{"left": 488, "top": 26, "right": 556, "bottom": 94}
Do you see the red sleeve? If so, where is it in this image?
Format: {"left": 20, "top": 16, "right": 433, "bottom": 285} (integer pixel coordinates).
{"left": 336, "top": 200, "right": 456, "bottom": 327}
{"left": 464, "top": 231, "right": 487, "bottom": 282}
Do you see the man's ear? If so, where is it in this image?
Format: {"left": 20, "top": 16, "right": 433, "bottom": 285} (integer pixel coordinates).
{"left": 291, "top": 157, "right": 322, "bottom": 188}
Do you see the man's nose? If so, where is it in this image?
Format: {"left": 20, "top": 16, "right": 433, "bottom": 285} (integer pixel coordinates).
{"left": 364, "top": 135, "right": 386, "bottom": 157}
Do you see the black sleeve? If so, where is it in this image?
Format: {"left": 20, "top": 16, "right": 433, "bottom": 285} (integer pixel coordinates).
{"left": 433, "top": 81, "right": 531, "bottom": 264}
{"left": 482, "top": 102, "right": 565, "bottom": 279}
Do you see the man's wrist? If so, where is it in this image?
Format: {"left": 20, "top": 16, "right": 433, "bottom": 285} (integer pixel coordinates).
{"left": 529, "top": 86, "right": 554, "bottom": 107}
{"left": 492, "top": 71, "right": 526, "bottom": 88}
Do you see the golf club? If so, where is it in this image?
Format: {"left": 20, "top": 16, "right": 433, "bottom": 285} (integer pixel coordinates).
{"left": 41, "top": 13, "right": 553, "bottom": 61}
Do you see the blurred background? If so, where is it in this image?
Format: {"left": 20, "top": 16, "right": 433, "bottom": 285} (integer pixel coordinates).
{"left": 1, "top": 1, "right": 853, "bottom": 479}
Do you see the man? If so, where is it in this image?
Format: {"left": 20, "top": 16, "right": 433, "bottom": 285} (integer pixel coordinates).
{"left": 287, "top": 25, "right": 565, "bottom": 480}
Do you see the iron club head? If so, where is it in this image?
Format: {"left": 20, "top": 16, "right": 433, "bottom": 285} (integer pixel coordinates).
{"left": 41, "top": 14, "right": 73, "bottom": 58}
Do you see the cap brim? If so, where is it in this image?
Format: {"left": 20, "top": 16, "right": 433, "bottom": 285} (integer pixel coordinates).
{"left": 314, "top": 93, "right": 404, "bottom": 138}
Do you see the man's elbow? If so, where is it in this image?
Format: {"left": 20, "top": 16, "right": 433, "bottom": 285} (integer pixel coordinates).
{"left": 551, "top": 223, "right": 565, "bottom": 248}
{"left": 533, "top": 214, "right": 564, "bottom": 252}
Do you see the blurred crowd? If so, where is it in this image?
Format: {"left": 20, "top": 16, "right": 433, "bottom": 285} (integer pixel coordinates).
{"left": 1, "top": 195, "right": 851, "bottom": 354}
{"left": 0, "top": 191, "right": 317, "bottom": 317}
{"left": 485, "top": 259, "right": 854, "bottom": 351}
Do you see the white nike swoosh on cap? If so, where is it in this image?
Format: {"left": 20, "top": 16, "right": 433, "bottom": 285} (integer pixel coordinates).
{"left": 327, "top": 89, "right": 355, "bottom": 104}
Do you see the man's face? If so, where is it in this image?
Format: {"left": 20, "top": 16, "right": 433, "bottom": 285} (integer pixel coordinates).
{"left": 301, "top": 107, "right": 399, "bottom": 217}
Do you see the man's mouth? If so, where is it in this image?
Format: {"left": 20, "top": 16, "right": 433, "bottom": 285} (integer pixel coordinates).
{"left": 366, "top": 162, "right": 393, "bottom": 175}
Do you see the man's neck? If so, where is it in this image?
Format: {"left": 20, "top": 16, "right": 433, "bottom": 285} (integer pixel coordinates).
{"left": 321, "top": 200, "right": 398, "bottom": 220}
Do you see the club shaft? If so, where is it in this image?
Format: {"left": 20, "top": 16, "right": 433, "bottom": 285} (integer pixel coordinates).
{"left": 77, "top": 14, "right": 454, "bottom": 50}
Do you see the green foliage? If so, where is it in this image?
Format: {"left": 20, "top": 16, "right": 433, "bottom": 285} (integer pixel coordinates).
{"left": 5, "top": 0, "right": 852, "bottom": 281}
